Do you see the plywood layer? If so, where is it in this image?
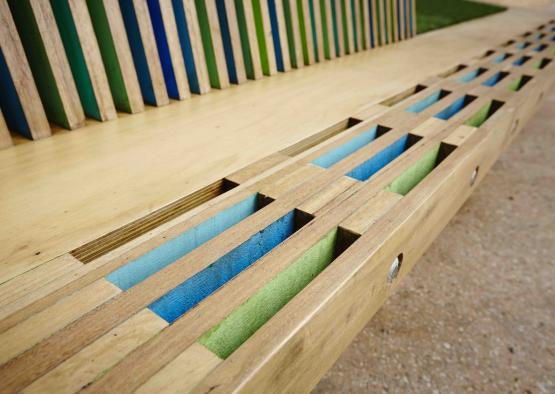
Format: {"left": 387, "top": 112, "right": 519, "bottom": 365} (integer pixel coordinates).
{"left": 0, "top": 17, "right": 553, "bottom": 393}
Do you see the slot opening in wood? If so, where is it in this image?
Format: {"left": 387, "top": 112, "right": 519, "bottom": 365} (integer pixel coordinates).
{"left": 198, "top": 226, "right": 360, "bottom": 359}
{"left": 312, "top": 124, "right": 392, "bottom": 169}
{"left": 481, "top": 49, "right": 496, "bottom": 58}
{"left": 434, "top": 95, "right": 477, "bottom": 121}
{"left": 535, "top": 33, "right": 546, "bottom": 40}
{"left": 534, "top": 58, "right": 552, "bottom": 69}
{"left": 503, "top": 39, "right": 515, "bottom": 47}
{"left": 482, "top": 71, "right": 509, "bottom": 87}
{"left": 71, "top": 178, "right": 240, "bottom": 263}
{"left": 437, "top": 64, "right": 467, "bottom": 78}
{"left": 516, "top": 41, "right": 531, "bottom": 50}
{"left": 508, "top": 75, "right": 533, "bottom": 91}
{"left": 379, "top": 84, "right": 427, "bottom": 107}
{"left": 386, "top": 142, "right": 457, "bottom": 196}
{"left": 513, "top": 55, "right": 531, "bottom": 66}
{"left": 280, "top": 117, "right": 362, "bottom": 157}
{"left": 465, "top": 100, "right": 505, "bottom": 128}
{"left": 149, "top": 208, "right": 314, "bottom": 323}
{"left": 405, "top": 89, "right": 451, "bottom": 113}
{"left": 521, "top": 31, "right": 532, "bottom": 38}
{"left": 345, "top": 133, "right": 422, "bottom": 182}
{"left": 458, "top": 67, "right": 487, "bottom": 83}
{"left": 492, "top": 52, "right": 512, "bottom": 63}
{"left": 533, "top": 44, "right": 547, "bottom": 52}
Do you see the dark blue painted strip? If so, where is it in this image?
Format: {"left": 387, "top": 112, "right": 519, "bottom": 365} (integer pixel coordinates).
{"left": 107, "top": 194, "right": 260, "bottom": 291}
{"left": 482, "top": 72, "right": 504, "bottom": 87}
{"left": 119, "top": 0, "right": 158, "bottom": 104}
{"left": 406, "top": 90, "right": 443, "bottom": 113}
{"left": 268, "top": 0, "right": 284, "bottom": 70}
{"left": 312, "top": 126, "right": 379, "bottom": 168}
{"left": 149, "top": 210, "right": 298, "bottom": 323}
{"left": 368, "top": 0, "right": 375, "bottom": 47}
{"left": 171, "top": 0, "right": 201, "bottom": 93}
{"left": 216, "top": 0, "right": 238, "bottom": 83}
{"left": 435, "top": 96, "right": 470, "bottom": 120}
{"left": 0, "top": 48, "right": 32, "bottom": 139}
{"left": 147, "top": 0, "right": 179, "bottom": 99}
{"left": 346, "top": 134, "right": 409, "bottom": 181}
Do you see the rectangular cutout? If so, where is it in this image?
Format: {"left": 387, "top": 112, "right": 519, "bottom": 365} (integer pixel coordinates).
{"left": 481, "top": 49, "right": 495, "bottom": 58}
{"left": 437, "top": 64, "right": 466, "bottom": 78}
{"left": 312, "top": 125, "right": 391, "bottom": 169}
{"left": 106, "top": 193, "right": 273, "bottom": 291}
{"left": 482, "top": 71, "right": 509, "bottom": 87}
{"left": 464, "top": 100, "right": 505, "bottom": 128}
{"left": 72, "top": 178, "right": 239, "bottom": 263}
{"left": 492, "top": 52, "right": 511, "bottom": 63}
{"left": 379, "top": 84, "right": 427, "bottom": 107}
{"left": 533, "top": 44, "right": 547, "bottom": 52}
{"left": 534, "top": 58, "right": 552, "bottom": 69}
{"left": 149, "top": 209, "right": 314, "bottom": 323}
{"left": 346, "top": 134, "right": 422, "bottom": 182}
{"left": 458, "top": 67, "right": 487, "bottom": 83}
{"left": 434, "top": 95, "right": 477, "bottom": 121}
{"left": 535, "top": 33, "right": 545, "bottom": 40}
{"left": 280, "top": 117, "right": 362, "bottom": 157}
{"left": 386, "top": 142, "right": 456, "bottom": 196}
{"left": 198, "top": 226, "right": 359, "bottom": 359}
{"left": 508, "top": 75, "right": 533, "bottom": 92}
{"left": 513, "top": 55, "right": 531, "bottom": 66}
{"left": 405, "top": 89, "right": 450, "bottom": 113}
{"left": 503, "top": 39, "right": 515, "bottom": 47}
{"left": 516, "top": 41, "right": 531, "bottom": 50}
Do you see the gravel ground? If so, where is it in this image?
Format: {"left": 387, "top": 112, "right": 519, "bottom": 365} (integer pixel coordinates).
{"left": 313, "top": 89, "right": 555, "bottom": 393}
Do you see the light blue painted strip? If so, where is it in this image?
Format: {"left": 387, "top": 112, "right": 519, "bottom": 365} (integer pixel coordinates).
{"left": 405, "top": 90, "right": 442, "bottom": 113}
{"left": 482, "top": 72, "right": 504, "bottom": 87}
{"left": 346, "top": 134, "right": 410, "bottom": 182}
{"left": 106, "top": 194, "right": 260, "bottom": 291}
{"left": 149, "top": 210, "right": 298, "bottom": 323}
{"left": 492, "top": 53, "right": 508, "bottom": 63}
{"left": 435, "top": 96, "right": 470, "bottom": 120}
{"left": 312, "top": 126, "right": 379, "bottom": 169}
{"left": 459, "top": 68, "right": 481, "bottom": 83}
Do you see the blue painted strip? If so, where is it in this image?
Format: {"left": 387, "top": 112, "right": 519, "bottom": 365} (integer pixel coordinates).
{"left": 459, "top": 68, "right": 480, "bottom": 83}
{"left": 482, "top": 72, "right": 504, "bottom": 87}
{"left": 268, "top": 0, "right": 284, "bottom": 70}
{"left": 513, "top": 56, "right": 529, "bottom": 66}
{"left": 149, "top": 210, "right": 298, "bottom": 323}
{"left": 435, "top": 96, "right": 469, "bottom": 120}
{"left": 107, "top": 194, "right": 260, "bottom": 291}
{"left": 405, "top": 90, "right": 442, "bottom": 113}
{"left": 312, "top": 126, "right": 379, "bottom": 168}
{"left": 346, "top": 134, "right": 409, "bottom": 181}
{"left": 216, "top": 0, "right": 238, "bottom": 83}
{"left": 119, "top": 0, "right": 158, "bottom": 104}
{"left": 147, "top": 0, "right": 179, "bottom": 98}
{"left": 171, "top": 0, "right": 201, "bottom": 93}
{"left": 368, "top": 0, "right": 375, "bottom": 47}
{"left": 0, "top": 48, "right": 32, "bottom": 139}
{"left": 492, "top": 53, "right": 508, "bottom": 63}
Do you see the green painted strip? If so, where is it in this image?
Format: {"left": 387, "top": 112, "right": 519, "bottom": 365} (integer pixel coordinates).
{"left": 508, "top": 76, "right": 522, "bottom": 92}
{"left": 351, "top": 0, "right": 358, "bottom": 51}
{"left": 297, "top": 0, "right": 310, "bottom": 64}
{"left": 386, "top": 144, "right": 441, "bottom": 196}
{"left": 199, "top": 228, "right": 339, "bottom": 359}
{"left": 358, "top": 0, "right": 366, "bottom": 49}
{"left": 8, "top": 0, "right": 70, "bottom": 128}
{"left": 320, "top": 0, "right": 330, "bottom": 59}
{"left": 234, "top": 0, "right": 255, "bottom": 79}
{"left": 341, "top": 0, "right": 350, "bottom": 53}
{"left": 50, "top": 0, "right": 101, "bottom": 120}
{"left": 86, "top": 0, "right": 132, "bottom": 113}
{"left": 282, "top": 0, "right": 298, "bottom": 67}
{"left": 331, "top": 0, "right": 340, "bottom": 55}
{"left": 252, "top": 0, "right": 270, "bottom": 75}
{"left": 195, "top": 0, "right": 222, "bottom": 87}
{"left": 465, "top": 101, "right": 492, "bottom": 128}
{"left": 375, "top": 0, "right": 382, "bottom": 45}
{"left": 309, "top": 0, "right": 319, "bottom": 62}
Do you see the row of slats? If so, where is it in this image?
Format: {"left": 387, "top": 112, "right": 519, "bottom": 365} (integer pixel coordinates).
{"left": 0, "top": 0, "right": 417, "bottom": 146}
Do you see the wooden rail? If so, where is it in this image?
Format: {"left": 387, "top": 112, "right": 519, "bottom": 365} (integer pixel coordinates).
{"left": 0, "top": 0, "right": 416, "bottom": 146}
{"left": 0, "top": 18, "right": 553, "bottom": 394}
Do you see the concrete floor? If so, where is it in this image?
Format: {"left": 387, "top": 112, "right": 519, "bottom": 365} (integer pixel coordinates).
{"left": 314, "top": 90, "right": 555, "bottom": 393}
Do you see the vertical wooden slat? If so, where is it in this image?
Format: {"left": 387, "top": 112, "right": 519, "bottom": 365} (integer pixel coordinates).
{"left": 283, "top": 0, "right": 304, "bottom": 68}
{"left": 344, "top": 0, "right": 355, "bottom": 53}
{"left": 0, "top": 1, "right": 50, "bottom": 140}
{"left": 392, "top": 0, "right": 398, "bottom": 42}
{"left": 353, "top": 0, "right": 362, "bottom": 51}
{"left": 241, "top": 0, "right": 264, "bottom": 78}
{"left": 52, "top": 0, "right": 117, "bottom": 122}
{"left": 272, "top": 0, "right": 292, "bottom": 71}
{"left": 219, "top": 0, "right": 247, "bottom": 83}
{"left": 0, "top": 110, "right": 13, "bottom": 149}
{"left": 398, "top": 0, "right": 405, "bottom": 40}
{"left": 361, "top": 0, "right": 369, "bottom": 49}
{"left": 333, "top": 0, "right": 344, "bottom": 56}
{"left": 255, "top": 0, "right": 278, "bottom": 75}
{"left": 86, "top": 0, "right": 145, "bottom": 114}
{"left": 378, "top": 0, "right": 386, "bottom": 45}
{"left": 9, "top": 0, "right": 85, "bottom": 129}
{"left": 370, "top": 0, "right": 378, "bottom": 47}
{"left": 312, "top": 0, "right": 325, "bottom": 62}
{"left": 322, "top": 0, "right": 335, "bottom": 59}
{"left": 411, "top": 0, "right": 416, "bottom": 37}
{"left": 299, "top": 0, "right": 315, "bottom": 64}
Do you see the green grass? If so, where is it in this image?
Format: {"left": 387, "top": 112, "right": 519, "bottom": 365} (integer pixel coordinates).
{"left": 417, "top": 0, "right": 507, "bottom": 34}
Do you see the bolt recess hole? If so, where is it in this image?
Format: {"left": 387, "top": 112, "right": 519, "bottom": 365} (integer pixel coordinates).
{"left": 470, "top": 166, "right": 480, "bottom": 186}
{"left": 387, "top": 253, "right": 404, "bottom": 283}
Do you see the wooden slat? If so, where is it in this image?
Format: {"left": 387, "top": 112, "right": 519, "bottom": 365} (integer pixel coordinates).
{"left": 344, "top": 0, "right": 355, "bottom": 53}
{"left": 334, "top": 0, "right": 345, "bottom": 55}
{"left": 299, "top": 0, "right": 315, "bottom": 64}
{"left": 361, "top": 0, "right": 370, "bottom": 49}
{"left": 323, "top": 0, "right": 336, "bottom": 58}
{"left": 0, "top": 110, "right": 13, "bottom": 149}
{"left": 273, "top": 0, "right": 292, "bottom": 71}
{"left": 8, "top": 0, "right": 85, "bottom": 129}
{"left": 353, "top": 0, "right": 363, "bottom": 51}
{"left": 220, "top": 0, "right": 248, "bottom": 83}
{"left": 253, "top": 0, "right": 278, "bottom": 75}
{"left": 313, "top": 0, "right": 325, "bottom": 62}
{"left": 284, "top": 0, "right": 304, "bottom": 68}
{"left": 240, "top": 0, "right": 264, "bottom": 79}
{"left": 86, "top": 0, "right": 145, "bottom": 113}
